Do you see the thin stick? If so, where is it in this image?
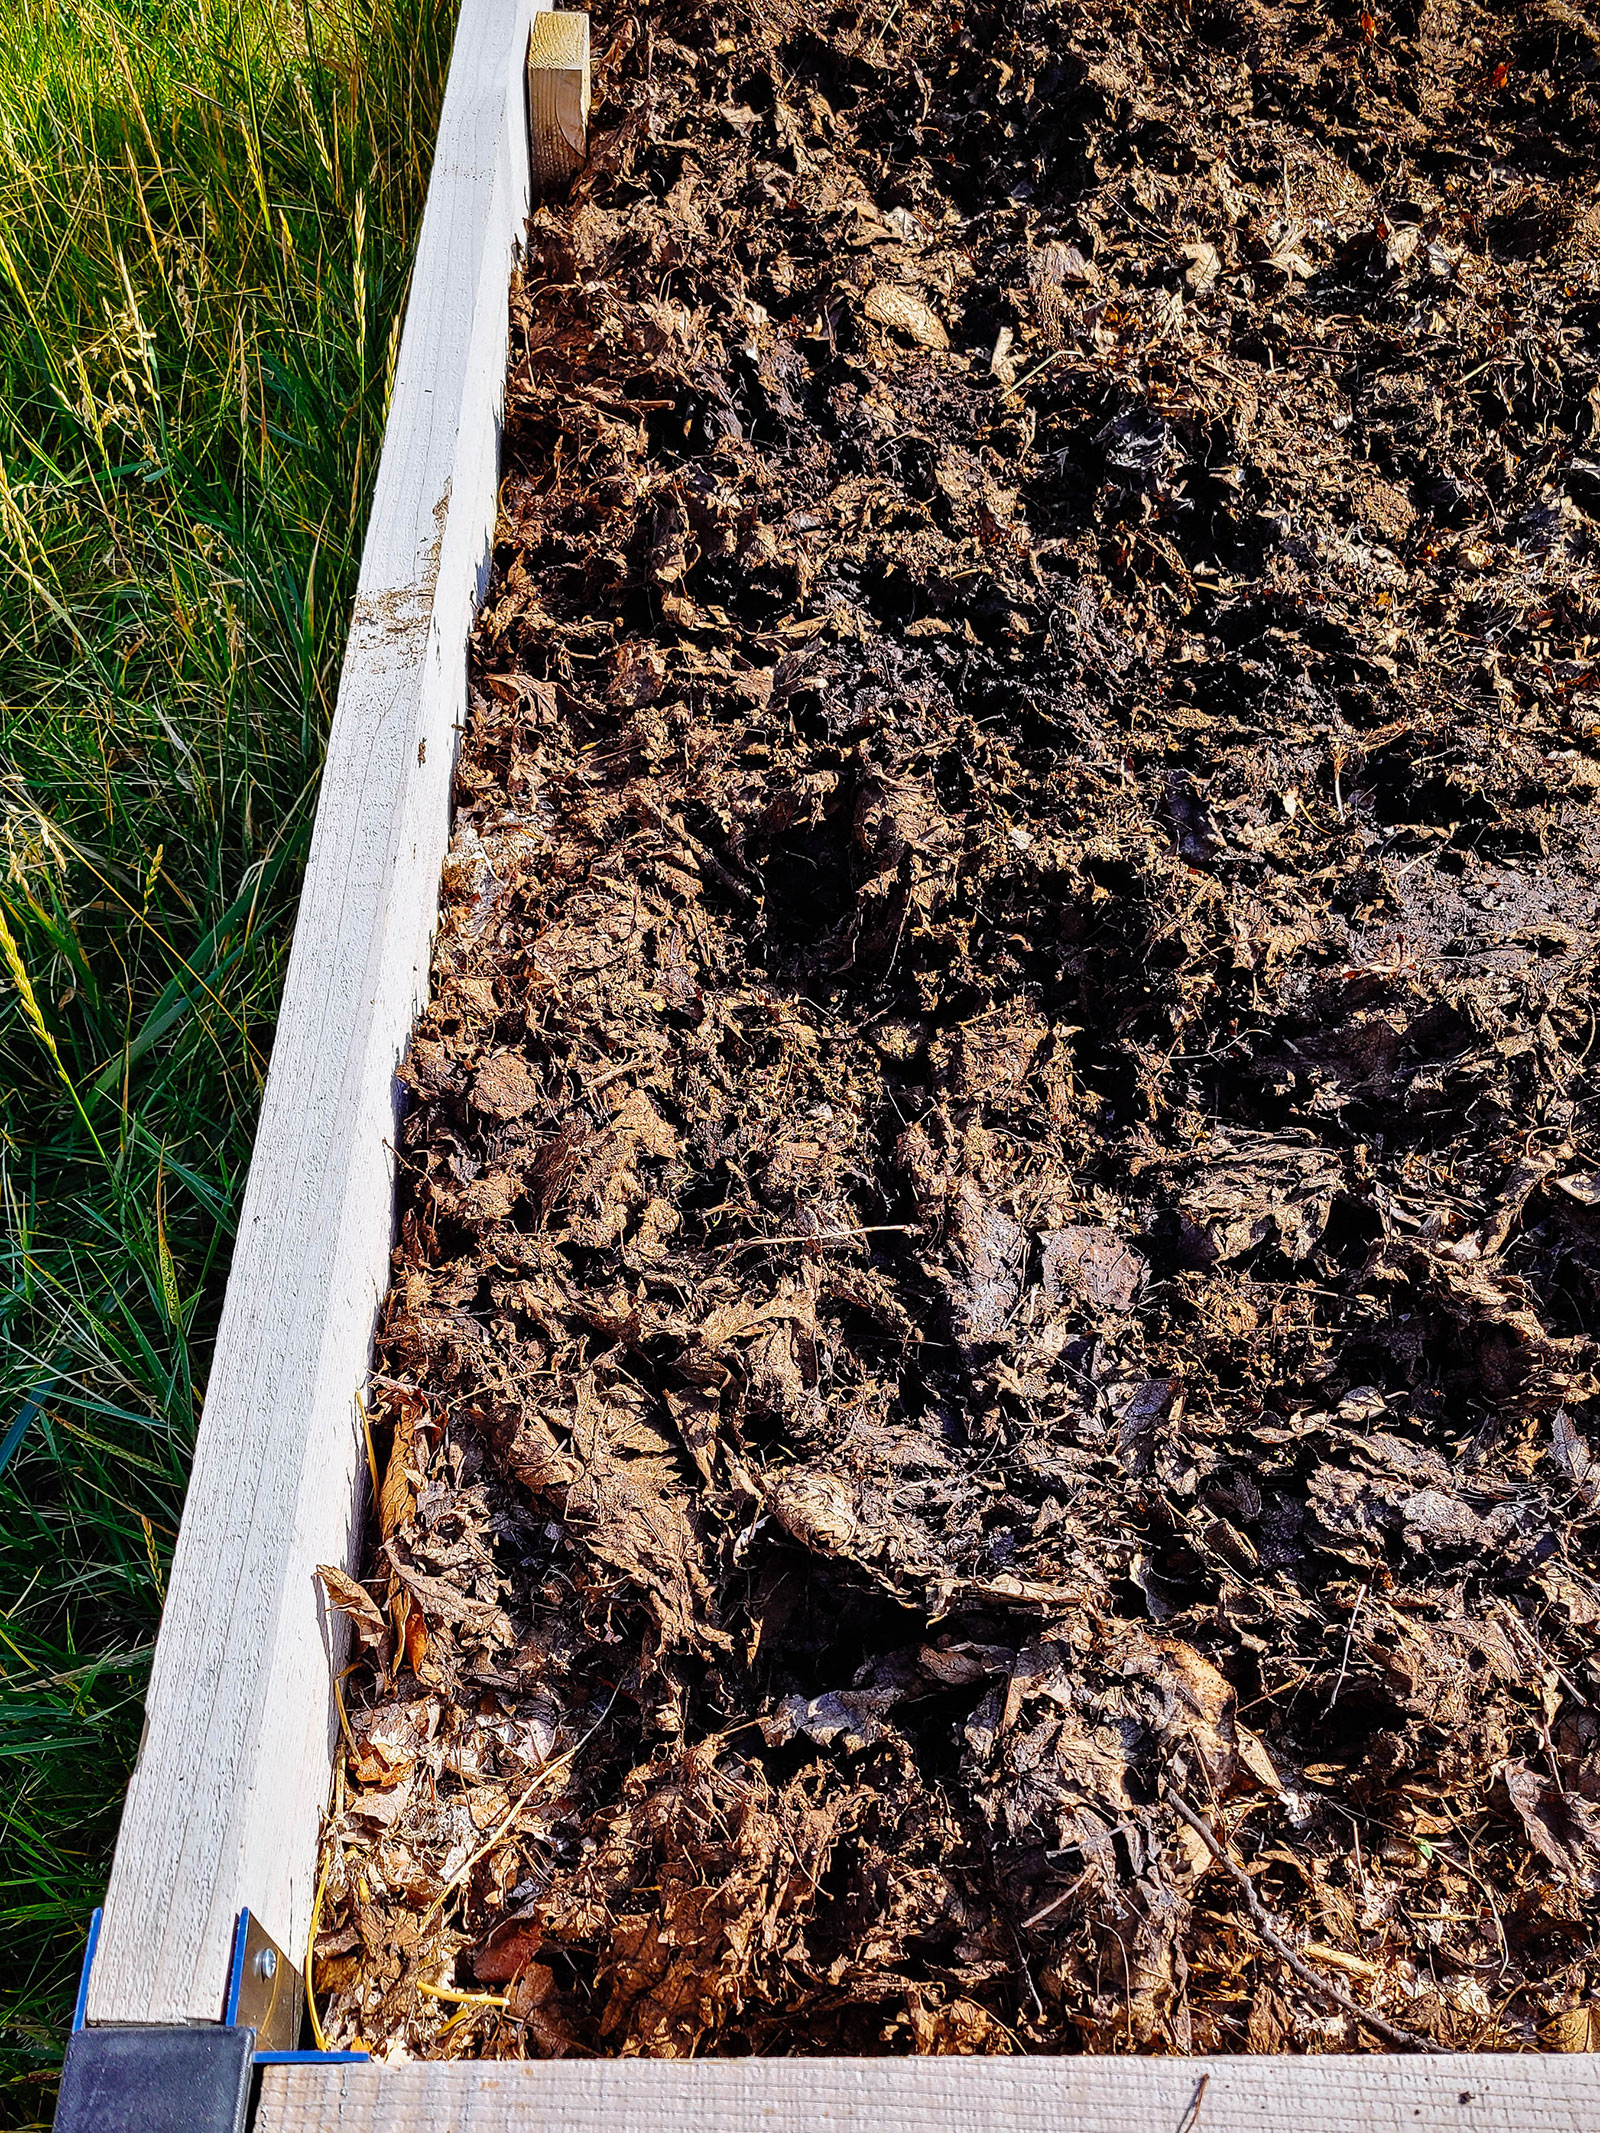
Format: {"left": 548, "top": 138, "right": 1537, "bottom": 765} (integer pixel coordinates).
{"left": 1022, "top": 1868, "right": 1089, "bottom": 1930}
{"left": 416, "top": 1980, "right": 508, "bottom": 2009}
{"left": 715, "top": 1223, "right": 914, "bottom": 1254}
{"left": 1175, "top": 2071, "right": 1210, "bottom": 2133}
{"left": 1326, "top": 1581, "right": 1367, "bottom": 1712}
{"left": 436, "top": 1999, "right": 502, "bottom": 2041}
{"left": 1162, "top": 1782, "right": 1443, "bottom": 2054}
{"left": 305, "top": 1852, "right": 332, "bottom": 2052}
{"left": 1002, "top": 347, "right": 1069, "bottom": 404}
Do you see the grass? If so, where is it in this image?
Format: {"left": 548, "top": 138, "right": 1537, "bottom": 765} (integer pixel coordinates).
{"left": 0, "top": 0, "right": 459, "bottom": 2117}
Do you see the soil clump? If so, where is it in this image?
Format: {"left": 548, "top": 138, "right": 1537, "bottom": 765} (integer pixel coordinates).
{"left": 315, "top": 0, "right": 1600, "bottom": 2058}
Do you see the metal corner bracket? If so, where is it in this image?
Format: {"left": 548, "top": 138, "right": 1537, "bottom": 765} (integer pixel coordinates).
{"left": 223, "top": 1907, "right": 304, "bottom": 2054}
{"left": 53, "top": 1906, "right": 366, "bottom": 2132}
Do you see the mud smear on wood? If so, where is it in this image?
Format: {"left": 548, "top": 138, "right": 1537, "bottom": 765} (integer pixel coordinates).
{"left": 315, "top": 0, "right": 1600, "bottom": 2060}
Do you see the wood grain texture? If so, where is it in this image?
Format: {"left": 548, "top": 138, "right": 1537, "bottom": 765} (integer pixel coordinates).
{"left": 257, "top": 2055, "right": 1600, "bottom": 2133}
{"left": 86, "top": 0, "right": 541, "bottom": 2028}
{"left": 527, "top": 11, "right": 589, "bottom": 196}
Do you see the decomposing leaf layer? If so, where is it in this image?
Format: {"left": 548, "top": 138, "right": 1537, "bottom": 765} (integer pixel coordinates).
{"left": 318, "top": 0, "right": 1600, "bottom": 2062}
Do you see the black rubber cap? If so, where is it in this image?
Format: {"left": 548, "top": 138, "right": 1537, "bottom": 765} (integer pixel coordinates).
{"left": 55, "top": 2024, "right": 255, "bottom": 2133}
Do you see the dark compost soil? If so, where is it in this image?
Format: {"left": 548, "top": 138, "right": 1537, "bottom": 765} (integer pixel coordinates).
{"left": 313, "top": 0, "right": 1600, "bottom": 2060}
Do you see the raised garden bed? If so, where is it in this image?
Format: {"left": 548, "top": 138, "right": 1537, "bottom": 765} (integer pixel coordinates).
{"left": 66, "top": 0, "right": 1600, "bottom": 2121}
{"left": 313, "top": 0, "right": 1600, "bottom": 2071}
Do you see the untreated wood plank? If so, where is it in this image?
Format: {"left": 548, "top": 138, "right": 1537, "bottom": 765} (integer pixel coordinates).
{"left": 528, "top": 10, "right": 589, "bottom": 196}
{"left": 257, "top": 2055, "right": 1600, "bottom": 2133}
{"left": 85, "top": 0, "right": 542, "bottom": 2028}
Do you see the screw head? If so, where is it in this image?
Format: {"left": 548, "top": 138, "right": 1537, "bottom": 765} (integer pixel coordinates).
{"left": 254, "top": 1948, "right": 279, "bottom": 1983}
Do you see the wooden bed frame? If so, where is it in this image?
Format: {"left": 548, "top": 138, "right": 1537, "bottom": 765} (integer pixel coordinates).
{"left": 62, "top": 1, "right": 1600, "bottom": 2124}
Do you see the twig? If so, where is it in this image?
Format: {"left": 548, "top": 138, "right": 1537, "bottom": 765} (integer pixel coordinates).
{"left": 1002, "top": 347, "right": 1069, "bottom": 404}
{"left": 715, "top": 1223, "right": 914, "bottom": 1254}
{"left": 1175, "top": 2071, "right": 1209, "bottom": 2133}
{"left": 1162, "top": 1782, "right": 1444, "bottom": 2053}
{"left": 305, "top": 1852, "right": 333, "bottom": 2052}
{"left": 1022, "top": 1868, "right": 1090, "bottom": 1929}
{"left": 416, "top": 1980, "right": 508, "bottom": 2009}
{"left": 436, "top": 1999, "right": 503, "bottom": 2041}
{"left": 1325, "top": 1581, "right": 1367, "bottom": 1712}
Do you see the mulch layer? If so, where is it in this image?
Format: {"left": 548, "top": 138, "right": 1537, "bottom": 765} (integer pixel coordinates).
{"left": 312, "top": 0, "right": 1600, "bottom": 2060}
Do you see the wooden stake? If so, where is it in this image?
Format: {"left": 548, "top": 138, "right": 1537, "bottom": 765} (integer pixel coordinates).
{"left": 528, "top": 11, "right": 589, "bottom": 197}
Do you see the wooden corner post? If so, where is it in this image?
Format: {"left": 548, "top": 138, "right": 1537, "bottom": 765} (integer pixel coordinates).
{"left": 527, "top": 11, "right": 589, "bottom": 196}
